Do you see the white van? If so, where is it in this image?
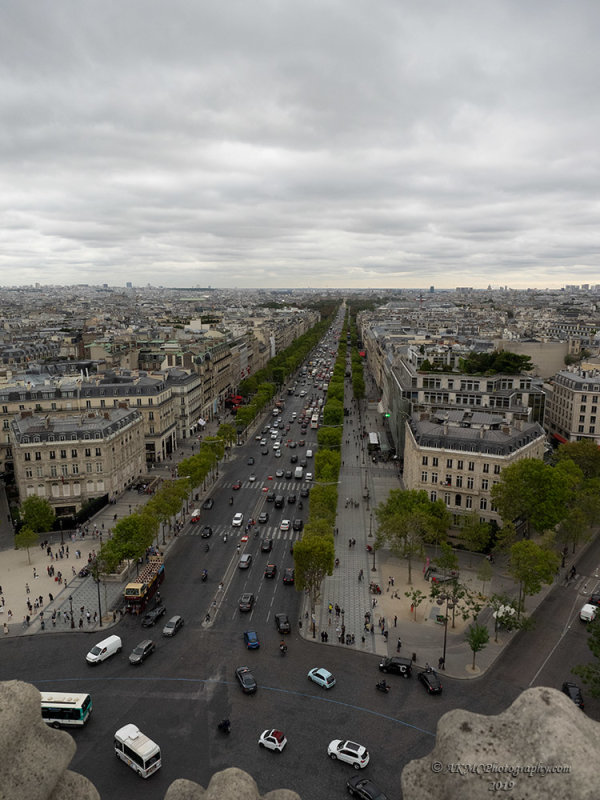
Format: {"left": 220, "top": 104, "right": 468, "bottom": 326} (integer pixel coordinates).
{"left": 86, "top": 635, "right": 122, "bottom": 664}
{"left": 294, "top": 466, "right": 304, "bottom": 479}
{"left": 114, "top": 723, "right": 162, "bottom": 778}
{"left": 580, "top": 604, "right": 597, "bottom": 622}
{"left": 306, "top": 449, "right": 313, "bottom": 458}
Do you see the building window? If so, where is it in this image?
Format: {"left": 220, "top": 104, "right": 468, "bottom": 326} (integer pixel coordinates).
{"left": 50, "top": 465, "right": 57, "bottom": 478}
{"left": 25, "top": 468, "right": 33, "bottom": 478}
{"left": 430, "top": 491, "right": 437, "bottom": 502}
{"left": 421, "top": 471, "right": 428, "bottom": 482}
{"left": 431, "top": 473, "right": 438, "bottom": 484}
{"left": 71, "top": 449, "right": 78, "bottom": 458}
{"left": 444, "top": 492, "right": 451, "bottom": 504}
{"left": 480, "top": 498, "right": 488, "bottom": 510}
{"left": 36, "top": 466, "right": 43, "bottom": 478}
{"left": 72, "top": 464, "right": 79, "bottom": 475}
{"left": 444, "top": 474, "right": 452, "bottom": 486}
{"left": 432, "top": 457, "right": 439, "bottom": 467}
{"left": 60, "top": 450, "right": 67, "bottom": 459}
{"left": 466, "top": 496, "right": 472, "bottom": 509}
{"left": 95, "top": 448, "right": 101, "bottom": 456}
{"left": 455, "top": 494, "right": 462, "bottom": 506}
{"left": 580, "top": 415, "right": 585, "bottom": 423}
{"left": 494, "top": 464, "right": 501, "bottom": 475}
{"left": 455, "top": 476, "right": 463, "bottom": 488}
{"left": 422, "top": 456, "right": 428, "bottom": 466}
{"left": 579, "top": 425, "right": 585, "bottom": 432}
{"left": 468, "top": 461, "right": 475, "bottom": 471}
{"left": 457, "top": 460, "right": 463, "bottom": 470}
{"left": 24, "top": 453, "right": 31, "bottom": 462}
{"left": 483, "top": 463, "right": 489, "bottom": 473}
{"left": 149, "top": 411, "right": 154, "bottom": 420}
{"left": 467, "top": 477, "right": 474, "bottom": 489}
{"left": 481, "top": 479, "right": 489, "bottom": 490}
{"left": 446, "top": 459, "right": 453, "bottom": 468}
{"left": 86, "top": 463, "right": 92, "bottom": 473}
{"left": 85, "top": 448, "right": 91, "bottom": 457}
{"left": 61, "top": 465, "right": 68, "bottom": 477}
{"left": 96, "top": 463, "right": 103, "bottom": 473}
{"left": 49, "top": 451, "right": 56, "bottom": 460}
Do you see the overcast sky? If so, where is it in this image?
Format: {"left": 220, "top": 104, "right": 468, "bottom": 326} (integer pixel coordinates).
{"left": 1, "top": 1, "right": 599, "bottom": 290}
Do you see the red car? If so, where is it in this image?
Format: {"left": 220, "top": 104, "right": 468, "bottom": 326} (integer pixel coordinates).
{"left": 232, "top": 480, "right": 242, "bottom": 490}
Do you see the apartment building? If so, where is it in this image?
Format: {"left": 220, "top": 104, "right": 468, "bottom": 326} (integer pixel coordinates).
{"left": 403, "top": 410, "right": 546, "bottom": 526}
{"left": 545, "top": 368, "right": 600, "bottom": 446}
{"left": 11, "top": 408, "right": 144, "bottom": 516}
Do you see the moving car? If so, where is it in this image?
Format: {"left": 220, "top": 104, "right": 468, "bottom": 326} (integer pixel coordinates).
{"left": 275, "top": 613, "right": 291, "bottom": 633}
{"left": 201, "top": 525, "right": 213, "bottom": 538}
{"left": 258, "top": 511, "right": 270, "bottom": 524}
{"left": 261, "top": 538, "right": 273, "bottom": 553}
{"left": 275, "top": 469, "right": 284, "bottom": 478}
{"left": 239, "top": 554, "right": 252, "bottom": 569}
{"left": 244, "top": 630, "right": 260, "bottom": 649}
{"left": 264, "top": 563, "right": 277, "bottom": 579}
{"left": 293, "top": 519, "right": 303, "bottom": 531}
{"left": 202, "top": 498, "right": 214, "bottom": 510}
{"left": 417, "top": 669, "right": 443, "bottom": 694}
{"left": 162, "top": 615, "right": 184, "bottom": 637}
{"left": 239, "top": 593, "right": 255, "bottom": 612}
{"left": 235, "top": 666, "right": 257, "bottom": 694}
{"left": 305, "top": 472, "right": 313, "bottom": 481}
{"left": 141, "top": 604, "right": 166, "bottom": 627}
{"left": 290, "top": 455, "right": 298, "bottom": 464}
{"left": 248, "top": 474, "right": 256, "bottom": 482}
{"left": 300, "top": 487, "right": 310, "bottom": 498}
{"left": 379, "top": 657, "right": 412, "bottom": 677}
{"left": 258, "top": 729, "right": 287, "bottom": 752}
{"left": 287, "top": 494, "right": 296, "bottom": 504}
{"left": 261, "top": 448, "right": 269, "bottom": 455}
{"left": 308, "top": 667, "right": 336, "bottom": 689}
{"left": 280, "top": 520, "right": 290, "bottom": 531}
{"left": 562, "top": 681, "right": 584, "bottom": 709}
{"left": 347, "top": 776, "right": 388, "bottom": 800}
{"left": 232, "top": 512, "right": 244, "bottom": 527}
{"left": 247, "top": 457, "right": 255, "bottom": 465}
{"left": 283, "top": 568, "right": 295, "bottom": 584}
{"left": 327, "top": 739, "right": 369, "bottom": 769}
{"left": 232, "top": 480, "right": 242, "bottom": 490}
{"left": 129, "top": 639, "right": 155, "bottom": 665}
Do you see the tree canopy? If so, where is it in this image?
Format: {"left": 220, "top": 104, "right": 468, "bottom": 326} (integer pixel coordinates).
{"left": 20, "top": 496, "right": 55, "bottom": 533}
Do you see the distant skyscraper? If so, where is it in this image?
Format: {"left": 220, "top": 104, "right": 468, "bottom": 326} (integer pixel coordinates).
{"left": 126, "top": 282, "right": 133, "bottom": 289}
{"left": 429, "top": 286, "right": 434, "bottom": 293}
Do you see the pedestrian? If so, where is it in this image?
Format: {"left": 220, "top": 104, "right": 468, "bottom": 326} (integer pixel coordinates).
{"left": 48, "top": 593, "right": 53, "bottom": 602}
{"left": 383, "top": 630, "right": 388, "bottom": 641}
{"left": 93, "top": 611, "right": 98, "bottom": 622}
{"left": 25, "top": 582, "right": 30, "bottom": 594}
{"left": 3, "top": 622, "right": 8, "bottom": 635}
{"left": 352, "top": 538, "right": 356, "bottom": 547}
{"left": 86, "top": 611, "right": 91, "bottom": 624}
{"left": 394, "top": 615, "right": 397, "bottom": 627}
{"left": 39, "top": 595, "right": 43, "bottom": 606}
{"left": 33, "top": 568, "right": 37, "bottom": 579}
{"left": 438, "top": 657, "right": 445, "bottom": 671}
{"left": 7, "top": 609, "right": 12, "bottom": 620}
{"left": 79, "top": 617, "right": 83, "bottom": 628}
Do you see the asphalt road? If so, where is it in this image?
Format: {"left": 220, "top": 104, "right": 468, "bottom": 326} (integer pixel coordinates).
{"left": 2, "top": 345, "right": 600, "bottom": 798}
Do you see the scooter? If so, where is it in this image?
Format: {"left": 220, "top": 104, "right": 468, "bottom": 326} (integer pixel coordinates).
{"left": 229, "top": 497, "right": 233, "bottom": 506}
{"left": 279, "top": 643, "right": 288, "bottom": 656}
{"left": 223, "top": 533, "right": 228, "bottom": 543}
{"left": 376, "top": 681, "right": 390, "bottom": 694}
{"left": 217, "top": 719, "right": 231, "bottom": 735}
{"left": 201, "top": 570, "right": 208, "bottom": 582}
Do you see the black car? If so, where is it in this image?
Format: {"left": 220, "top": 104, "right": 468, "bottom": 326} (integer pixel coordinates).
{"left": 379, "top": 657, "right": 412, "bottom": 677}
{"left": 275, "top": 613, "right": 291, "bottom": 634}
{"left": 258, "top": 511, "right": 269, "bottom": 524}
{"left": 141, "top": 604, "right": 166, "bottom": 627}
{"left": 283, "top": 567, "right": 295, "bottom": 584}
{"left": 129, "top": 639, "right": 156, "bottom": 665}
{"left": 202, "top": 498, "right": 214, "bottom": 510}
{"left": 562, "top": 681, "right": 584, "bottom": 709}
{"left": 347, "top": 775, "right": 389, "bottom": 800}
{"left": 201, "top": 525, "right": 213, "bottom": 538}
{"left": 235, "top": 666, "right": 257, "bottom": 694}
{"left": 589, "top": 594, "right": 600, "bottom": 607}
{"left": 417, "top": 669, "right": 443, "bottom": 694}
{"left": 261, "top": 447, "right": 269, "bottom": 455}
{"left": 293, "top": 518, "right": 303, "bottom": 531}
{"left": 239, "top": 593, "right": 255, "bottom": 612}
{"left": 247, "top": 457, "right": 255, "bottom": 465}
{"left": 266, "top": 491, "right": 275, "bottom": 503}
{"left": 290, "top": 454, "right": 298, "bottom": 463}
{"left": 261, "top": 538, "right": 273, "bottom": 553}
{"left": 300, "top": 487, "right": 310, "bottom": 498}
{"left": 285, "top": 470, "right": 293, "bottom": 479}
{"left": 264, "top": 564, "right": 277, "bottom": 579}
{"left": 287, "top": 494, "right": 296, "bottom": 504}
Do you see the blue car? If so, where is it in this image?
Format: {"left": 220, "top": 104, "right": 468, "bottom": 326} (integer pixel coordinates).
{"left": 244, "top": 630, "right": 260, "bottom": 649}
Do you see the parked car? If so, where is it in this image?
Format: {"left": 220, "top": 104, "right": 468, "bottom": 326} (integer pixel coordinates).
{"left": 562, "top": 681, "right": 584, "bottom": 709}
{"left": 417, "top": 669, "right": 443, "bottom": 694}
{"left": 202, "top": 498, "right": 214, "bottom": 510}
{"left": 129, "top": 639, "right": 155, "bottom": 665}
{"left": 275, "top": 613, "right": 291, "bottom": 633}
{"left": 141, "top": 604, "right": 166, "bottom": 627}
{"left": 244, "top": 629, "right": 260, "bottom": 649}
{"left": 327, "top": 739, "right": 369, "bottom": 769}
{"left": 258, "top": 729, "right": 287, "bottom": 752}
{"left": 162, "top": 615, "right": 184, "bottom": 637}
{"left": 347, "top": 776, "right": 388, "bottom": 800}
{"left": 308, "top": 667, "right": 336, "bottom": 689}
{"left": 235, "top": 666, "right": 257, "bottom": 694}
{"left": 239, "top": 592, "right": 255, "bottom": 612}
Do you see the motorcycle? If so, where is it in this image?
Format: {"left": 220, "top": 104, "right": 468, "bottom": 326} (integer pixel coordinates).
{"left": 201, "top": 570, "right": 208, "bottom": 582}
{"left": 223, "top": 533, "right": 228, "bottom": 543}
{"left": 229, "top": 497, "right": 234, "bottom": 506}
{"left": 204, "top": 543, "right": 210, "bottom": 552}
{"left": 279, "top": 643, "right": 288, "bottom": 656}
{"left": 335, "top": 558, "right": 340, "bottom": 568}
{"left": 217, "top": 719, "right": 231, "bottom": 735}
{"left": 376, "top": 681, "right": 390, "bottom": 694}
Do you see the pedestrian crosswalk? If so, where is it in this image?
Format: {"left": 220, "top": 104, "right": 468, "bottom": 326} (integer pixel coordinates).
{"left": 226, "top": 480, "right": 310, "bottom": 492}
{"left": 185, "top": 523, "right": 300, "bottom": 541}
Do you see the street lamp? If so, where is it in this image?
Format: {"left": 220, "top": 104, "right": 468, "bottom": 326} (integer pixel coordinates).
{"left": 436, "top": 594, "right": 454, "bottom": 668}
{"left": 369, "top": 512, "right": 373, "bottom": 538}
{"left": 59, "top": 518, "right": 64, "bottom": 546}
{"left": 68, "top": 595, "right": 74, "bottom": 629}
{"left": 93, "top": 543, "right": 103, "bottom": 628}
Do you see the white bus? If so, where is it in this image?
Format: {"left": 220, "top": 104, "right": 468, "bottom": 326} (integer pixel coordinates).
{"left": 40, "top": 691, "right": 92, "bottom": 728}
{"left": 310, "top": 413, "right": 319, "bottom": 430}
{"left": 114, "top": 723, "right": 162, "bottom": 778}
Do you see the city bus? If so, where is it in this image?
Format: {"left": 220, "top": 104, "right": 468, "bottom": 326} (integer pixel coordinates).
{"left": 310, "top": 413, "right": 319, "bottom": 430}
{"left": 40, "top": 691, "right": 92, "bottom": 728}
{"left": 114, "top": 723, "right": 162, "bottom": 778}
{"left": 367, "top": 432, "right": 381, "bottom": 453}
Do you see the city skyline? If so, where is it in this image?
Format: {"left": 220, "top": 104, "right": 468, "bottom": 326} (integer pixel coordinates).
{"left": 1, "top": 1, "right": 599, "bottom": 289}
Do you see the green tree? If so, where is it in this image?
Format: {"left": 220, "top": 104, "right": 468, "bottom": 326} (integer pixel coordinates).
{"left": 508, "top": 540, "right": 560, "bottom": 617}
{"left": 476, "top": 558, "right": 494, "bottom": 596}
{"left": 460, "top": 513, "right": 491, "bottom": 555}
{"left": 466, "top": 623, "right": 490, "bottom": 670}
{"left": 491, "top": 459, "right": 579, "bottom": 535}
{"left": 572, "top": 617, "right": 600, "bottom": 698}
{"left": 489, "top": 594, "right": 521, "bottom": 642}
{"left": 20, "top": 496, "right": 55, "bottom": 533}
{"left": 433, "top": 542, "right": 459, "bottom": 576}
{"left": 217, "top": 423, "right": 237, "bottom": 449}
{"left": 404, "top": 588, "right": 427, "bottom": 621}
{"left": 315, "top": 450, "right": 341, "bottom": 483}
{"left": 15, "top": 526, "right": 39, "bottom": 565}
{"left": 553, "top": 438, "right": 600, "bottom": 480}
{"left": 323, "top": 399, "right": 344, "bottom": 427}
{"left": 317, "top": 427, "right": 343, "bottom": 451}
{"left": 375, "top": 490, "right": 450, "bottom": 584}
{"left": 294, "top": 529, "right": 335, "bottom": 637}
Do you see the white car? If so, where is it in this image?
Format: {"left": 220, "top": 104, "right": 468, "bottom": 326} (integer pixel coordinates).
{"left": 232, "top": 513, "right": 244, "bottom": 527}
{"left": 307, "top": 667, "right": 336, "bottom": 689}
{"left": 327, "top": 739, "right": 370, "bottom": 770}
{"left": 305, "top": 472, "right": 313, "bottom": 481}
{"left": 260, "top": 439, "right": 267, "bottom": 446}
{"left": 280, "top": 520, "right": 290, "bottom": 531}
{"left": 273, "top": 441, "right": 281, "bottom": 450}
{"left": 258, "top": 729, "right": 287, "bottom": 752}
{"left": 248, "top": 474, "right": 256, "bottom": 482}
{"left": 274, "top": 450, "right": 282, "bottom": 458}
